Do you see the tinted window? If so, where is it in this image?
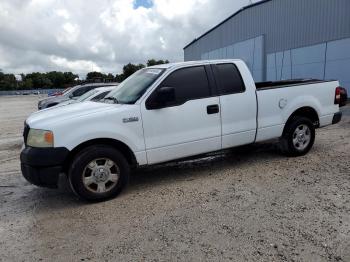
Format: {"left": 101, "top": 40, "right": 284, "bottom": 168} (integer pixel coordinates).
{"left": 91, "top": 91, "right": 109, "bottom": 101}
{"left": 160, "top": 66, "right": 210, "bottom": 104}
{"left": 214, "top": 63, "right": 245, "bottom": 95}
{"left": 72, "top": 86, "right": 88, "bottom": 97}
{"left": 73, "top": 86, "right": 96, "bottom": 97}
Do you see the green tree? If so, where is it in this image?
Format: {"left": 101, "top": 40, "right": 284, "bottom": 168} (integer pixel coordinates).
{"left": 86, "top": 71, "right": 108, "bottom": 81}
{"left": 46, "top": 71, "right": 65, "bottom": 88}
{"left": 0, "top": 73, "right": 16, "bottom": 91}
{"left": 147, "top": 59, "right": 169, "bottom": 67}
{"left": 63, "top": 72, "right": 78, "bottom": 83}
{"left": 122, "top": 63, "right": 145, "bottom": 79}
{"left": 20, "top": 78, "right": 33, "bottom": 90}
{"left": 106, "top": 73, "right": 115, "bottom": 81}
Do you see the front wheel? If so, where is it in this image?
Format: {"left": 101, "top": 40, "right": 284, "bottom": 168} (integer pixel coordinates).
{"left": 68, "top": 145, "right": 130, "bottom": 201}
{"left": 280, "top": 116, "right": 315, "bottom": 157}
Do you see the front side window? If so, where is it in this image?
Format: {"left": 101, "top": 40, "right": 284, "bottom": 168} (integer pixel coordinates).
{"left": 107, "top": 68, "right": 165, "bottom": 104}
{"left": 213, "top": 63, "right": 245, "bottom": 95}
{"left": 159, "top": 66, "right": 211, "bottom": 105}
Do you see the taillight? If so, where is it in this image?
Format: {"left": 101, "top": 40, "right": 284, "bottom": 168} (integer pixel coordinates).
{"left": 334, "top": 87, "right": 341, "bottom": 105}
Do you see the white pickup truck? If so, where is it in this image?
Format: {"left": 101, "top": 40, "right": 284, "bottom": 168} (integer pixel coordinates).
{"left": 20, "top": 60, "right": 346, "bottom": 201}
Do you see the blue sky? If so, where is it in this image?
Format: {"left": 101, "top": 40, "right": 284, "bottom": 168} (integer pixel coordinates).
{"left": 133, "top": 0, "right": 153, "bottom": 9}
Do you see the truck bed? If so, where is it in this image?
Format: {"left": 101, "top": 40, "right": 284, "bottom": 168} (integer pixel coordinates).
{"left": 254, "top": 79, "right": 339, "bottom": 143}
{"left": 255, "top": 79, "right": 335, "bottom": 91}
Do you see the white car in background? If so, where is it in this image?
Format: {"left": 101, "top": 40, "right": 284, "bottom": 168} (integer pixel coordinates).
{"left": 53, "top": 86, "right": 117, "bottom": 108}
{"left": 38, "top": 83, "right": 118, "bottom": 110}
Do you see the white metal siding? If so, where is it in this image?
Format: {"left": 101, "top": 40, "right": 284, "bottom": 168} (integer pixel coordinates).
{"left": 184, "top": 0, "right": 350, "bottom": 60}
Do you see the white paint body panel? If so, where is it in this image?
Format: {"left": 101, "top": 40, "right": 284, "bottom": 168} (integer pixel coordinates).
{"left": 255, "top": 80, "right": 339, "bottom": 141}
{"left": 25, "top": 59, "right": 340, "bottom": 167}
{"left": 219, "top": 60, "right": 258, "bottom": 148}
{"left": 26, "top": 101, "right": 148, "bottom": 165}
{"left": 141, "top": 97, "right": 221, "bottom": 164}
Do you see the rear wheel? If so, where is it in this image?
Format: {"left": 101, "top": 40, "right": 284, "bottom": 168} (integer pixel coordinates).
{"left": 280, "top": 116, "right": 315, "bottom": 157}
{"left": 68, "top": 145, "right": 130, "bottom": 201}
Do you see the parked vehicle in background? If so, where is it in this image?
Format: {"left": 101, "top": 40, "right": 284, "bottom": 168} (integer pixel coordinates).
{"left": 48, "top": 87, "right": 70, "bottom": 97}
{"left": 38, "top": 83, "right": 118, "bottom": 110}
{"left": 53, "top": 86, "right": 117, "bottom": 108}
{"left": 21, "top": 60, "right": 347, "bottom": 201}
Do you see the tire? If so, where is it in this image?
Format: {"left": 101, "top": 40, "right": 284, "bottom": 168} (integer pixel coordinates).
{"left": 68, "top": 145, "right": 130, "bottom": 201}
{"left": 280, "top": 116, "right": 315, "bottom": 157}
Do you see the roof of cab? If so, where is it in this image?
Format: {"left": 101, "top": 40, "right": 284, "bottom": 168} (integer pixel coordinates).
{"left": 147, "top": 59, "right": 243, "bottom": 70}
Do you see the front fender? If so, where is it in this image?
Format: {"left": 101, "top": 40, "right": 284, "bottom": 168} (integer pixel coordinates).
{"left": 51, "top": 106, "right": 145, "bottom": 153}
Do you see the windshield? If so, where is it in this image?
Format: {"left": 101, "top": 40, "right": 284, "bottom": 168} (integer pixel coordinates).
{"left": 107, "top": 68, "right": 165, "bottom": 104}
{"left": 77, "top": 89, "right": 99, "bottom": 102}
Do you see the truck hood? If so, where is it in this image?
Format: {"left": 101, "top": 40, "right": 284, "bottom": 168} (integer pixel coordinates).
{"left": 26, "top": 101, "right": 116, "bottom": 128}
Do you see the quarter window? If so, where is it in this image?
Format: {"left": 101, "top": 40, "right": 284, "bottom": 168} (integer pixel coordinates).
{"left": 213, "top": 63, "right": 245, "bottom": 95}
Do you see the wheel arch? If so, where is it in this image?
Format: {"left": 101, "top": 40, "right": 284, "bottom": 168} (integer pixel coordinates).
{"left": 283, "top": 106, "right": 319, "bottom": 135}
{"left": 63, "top": 138, "right": 138, "bottom": 173}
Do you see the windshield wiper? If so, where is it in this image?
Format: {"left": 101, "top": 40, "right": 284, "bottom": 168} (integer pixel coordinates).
{"left": 104, "top": 97, "right": 119, "bottom": 104}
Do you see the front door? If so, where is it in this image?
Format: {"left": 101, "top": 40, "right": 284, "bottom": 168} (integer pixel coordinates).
{"left": 141, "top": 65, "right": 221, "bottom": 164}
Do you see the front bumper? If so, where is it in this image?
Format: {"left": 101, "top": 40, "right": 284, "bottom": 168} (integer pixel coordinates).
{"left": 20, "top": 147, "right": 70, "bottom": 188}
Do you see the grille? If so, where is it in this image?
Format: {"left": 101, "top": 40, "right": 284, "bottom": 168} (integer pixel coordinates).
{"left": 23, "top": 123, "right": 30, "bottom": 145}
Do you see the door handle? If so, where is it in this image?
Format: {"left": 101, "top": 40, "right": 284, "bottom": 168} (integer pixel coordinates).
{"left": 207, "top": 104, "right": 219, "bottom": 114}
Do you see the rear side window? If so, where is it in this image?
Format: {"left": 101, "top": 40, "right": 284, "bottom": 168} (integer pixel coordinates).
{"left": 160, "top": 66, "right": 211, "bottom": 104}
{"left": 213, "top": 63, "right": 245, "bottom": 95}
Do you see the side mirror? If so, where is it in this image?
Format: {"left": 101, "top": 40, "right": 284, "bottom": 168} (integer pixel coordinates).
{"left": 147, "top": 86, "right": 175, "bottom": 110}
{"left": 69, "top": 94, "right": 73, "bottom": 99}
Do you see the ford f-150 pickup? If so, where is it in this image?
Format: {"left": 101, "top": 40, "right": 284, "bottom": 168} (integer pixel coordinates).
{"left": 20, "top": 60, "right": 347, "bottom": 201}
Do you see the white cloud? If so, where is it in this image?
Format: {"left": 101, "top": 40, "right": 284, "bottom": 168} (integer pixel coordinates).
{"left": 0, "top": 3, "right": 9, "bottom": 17}
{"left": 56, "top": 23, "right": 80, "bottom": 44}
{"left": 55, "top": 9, "right": 70, "bottom": 19}
{"left": 50, "top": 55, "right": 101, "bottom": 73}
{"left": 154, "top": 0, "right": 208, "bottom": 19}
{"left": 159, "top": 36, "right": 166, "bottom": 50}
{"left": 0, "top": 0, "right": 252, "bottom": 77}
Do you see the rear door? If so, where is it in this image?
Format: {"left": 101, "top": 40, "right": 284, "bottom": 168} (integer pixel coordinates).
{"left": 212, "top": 63, "right": 257, "bottom": 148}
{"left": 141, "top": 65, "right": 221, "bottom": 164}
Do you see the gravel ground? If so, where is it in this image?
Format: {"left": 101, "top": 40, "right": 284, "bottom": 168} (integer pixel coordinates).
{"left": 0, "top": 95, "right": 349, "bottom": 262}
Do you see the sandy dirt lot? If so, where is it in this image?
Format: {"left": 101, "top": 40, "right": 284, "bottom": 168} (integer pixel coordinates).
{"left": 0, "top": 95, "right": 349, "bottom": 261}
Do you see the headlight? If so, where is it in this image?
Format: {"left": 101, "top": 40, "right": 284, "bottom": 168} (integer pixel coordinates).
{"left": 27, "top": 129, "right": 54, "bottom": 148}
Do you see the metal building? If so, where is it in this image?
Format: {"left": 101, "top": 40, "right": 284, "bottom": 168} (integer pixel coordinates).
{"left": 183, "top": 0, "right": 350, "bottom": 92}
